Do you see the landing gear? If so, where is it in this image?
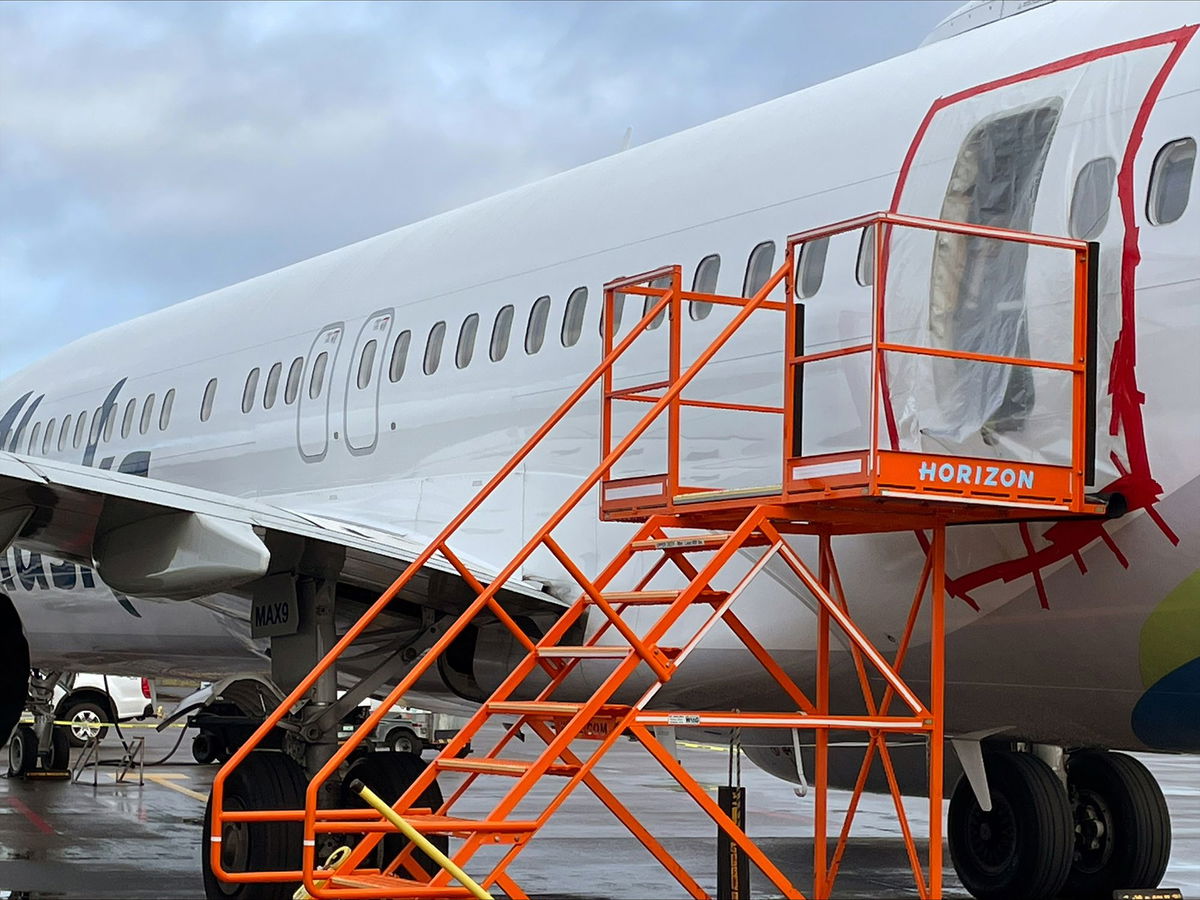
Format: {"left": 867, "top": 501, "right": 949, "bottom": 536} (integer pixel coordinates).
{"left": 202, "top": 752, "right": 306, "bottom": 900}
{"left": 339, "top": 751, "right": 447, "bottom": 876}
{"left": 1063, "top": 750, "right": 1171, "bottom": 898}
{"left": 7, "top": 723, "right": 38, "bottom": 776}
{"left": 948, "top": 750, "right": 1073, "bottom": 900}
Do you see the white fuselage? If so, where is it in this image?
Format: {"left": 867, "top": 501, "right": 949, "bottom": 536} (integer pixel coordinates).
{"left": 2, "top": 1, "right": 1198, "bottom": 753}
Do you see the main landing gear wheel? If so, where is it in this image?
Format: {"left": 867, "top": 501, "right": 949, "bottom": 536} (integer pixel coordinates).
{"left": 7, "top": 723, "right": 38, "bottom": 776}
{"left": 62, "top": 699, "right": 110, "bottom": 747}
{"left": 339, "top": 751, "right": 447, "bottom": 878}
{"left": 948, "top": 750, "right": 1073, "bottom": 900}
{"left": 48, "top": 726, "right": 71, "bottom": 770}
{"left": 1063, "top": 750, "right": 1171, "bottom": 899}
{"left": 201, "top": 752, "right": 305, "bottom": 900}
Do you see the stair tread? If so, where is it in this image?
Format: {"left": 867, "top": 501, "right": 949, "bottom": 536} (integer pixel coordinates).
{"left": 487, "top": 700, "right": 630, "bottom": 717}
{"left": 399, "top": 814, "right": 541, "bottom": 834}
{"left": 330, "top": 872, "right": 474, "bottom": 895}
{"left": 630, "top": 533, "right": 736, "bottom": 550}
{"left": 538, "top": 645, "right": 682, "bottom": 659}
{"left": 436, "top": 757, "right": 580, "bottom": 777}
{"left": 598, "top": 589, "right": 726, "bottom": 605}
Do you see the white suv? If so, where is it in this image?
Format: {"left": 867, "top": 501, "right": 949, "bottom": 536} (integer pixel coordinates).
{"left": 54, "top": 674, "right": 157, "bottom": 746}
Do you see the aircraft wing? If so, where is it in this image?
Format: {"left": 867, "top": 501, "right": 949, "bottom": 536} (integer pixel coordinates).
{"left": 0, "top": 450, "right": 563, "bottom": 616}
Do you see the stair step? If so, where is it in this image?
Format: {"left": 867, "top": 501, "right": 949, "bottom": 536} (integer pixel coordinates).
{"left": 436, "top": 757, "right": 581, "bottom": 777}
{"left": 598, "top": 589, "right": 727, "bottom": 606}
{"left": 330, "top": 872, "right": 474, "bottom": 896}
{"left": 630, "top": 532, "right": 736, "bottom": 551}
{"left": 487, "top": 700, "right": 630, "bottom": 719}
{"left": 537, "top": 644, "right": 682, "bottom": 660}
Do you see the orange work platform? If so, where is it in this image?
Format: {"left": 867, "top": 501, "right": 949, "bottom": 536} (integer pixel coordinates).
{"left": 209, "top": 213, "right": 1107, "bottom": 899}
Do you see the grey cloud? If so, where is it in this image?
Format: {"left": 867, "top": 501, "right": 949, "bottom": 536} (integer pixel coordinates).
{"left": 0, "top": 0, "right": 958, "bottom": 377}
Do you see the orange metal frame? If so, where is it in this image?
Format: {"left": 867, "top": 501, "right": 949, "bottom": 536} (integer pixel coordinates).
{"left": 209, "top": 213, "right": 1103, "bottom": 899}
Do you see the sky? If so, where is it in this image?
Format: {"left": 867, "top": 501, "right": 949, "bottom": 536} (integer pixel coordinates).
{"left": 0, "top": 0, "right": 960, "bottom": 378}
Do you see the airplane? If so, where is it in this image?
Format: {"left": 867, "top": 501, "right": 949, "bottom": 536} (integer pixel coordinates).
{"left": 1, "top": 0, "right": 1198, "bottom": 897}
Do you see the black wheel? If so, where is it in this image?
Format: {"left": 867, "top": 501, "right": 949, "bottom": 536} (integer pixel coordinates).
{"left": 1063, "top": 750, "right": 1171, "bottom": 898}
{"left": 948, "top": 750, "right": 1073, "bottom": 900}
{"left": 193, "top": 731, "right": 221, "bottom": 765}
{"left": 201, "top": 751, "right": 305, "bottom": 900}
{"left": 340, "top": 751, "right": 447, "bottom": 878}
{"left": 386, "top": 727, "right": 421, "bottom": 755}
{"left": 48, "top": 725, "right": 71, "bottom": 770}
{"left": 61, "top": 699, "right": 110, "bottom": 747}
{"left": 7, "top": 723, "right": 38, "bottom": 776}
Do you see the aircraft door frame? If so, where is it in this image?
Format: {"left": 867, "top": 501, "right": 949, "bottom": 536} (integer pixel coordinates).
{"left": 297, "top": 322, "right": 344, "bottom": 463}
{"left": 343, "top": 309, "right": 394, "bottom": 456}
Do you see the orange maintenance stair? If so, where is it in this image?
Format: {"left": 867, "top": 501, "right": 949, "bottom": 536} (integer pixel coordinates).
{"left": 209, "top": 213, "right": 1105, "bottom": 899}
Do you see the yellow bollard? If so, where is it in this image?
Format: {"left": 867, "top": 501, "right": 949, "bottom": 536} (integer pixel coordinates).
{"left": 351, "top": 779, "right": 493, "bottom": 900}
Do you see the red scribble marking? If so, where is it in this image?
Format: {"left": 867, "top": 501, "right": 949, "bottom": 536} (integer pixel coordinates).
{"left": 886, "top": 25, "right": 1196, "bottom": 609}
{"left": 1019, "top": 523, "right": 1050, "bottom": 609}
{"left": 6, "top": 795, "right": 54, "bottom": 835}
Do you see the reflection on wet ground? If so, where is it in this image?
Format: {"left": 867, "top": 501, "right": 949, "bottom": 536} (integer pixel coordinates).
{"left": 1, "top": 723, "right": 1198, "bottom": 898}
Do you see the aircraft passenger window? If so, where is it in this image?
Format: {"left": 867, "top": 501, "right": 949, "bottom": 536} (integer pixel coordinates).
{"left": 309, "top": 353, "right": 329, "bottom": 399}
{"left": 642, "top": 276, "right": 670, "bottom": 330}
{"left": 284, "top": 357, "right": 303, "bottom": 404}
{"left": 263, "top": 362, "right": 282, "bottom": 409}
{"left": 690, "top": 254, "right": 720, "bottom": 321}
{"left": 742, "top": 241, "right": 776, "bottom": 297}
{"left": 388, "top": 331, "right": 411, "bottom": 382}
{"left": 10, "top": 422, "right": 25, "bottom": 452}
{"left": 139, "top": 394, "right": 156, "bottom": 435}
{"left": 797, "top": 237, "right": 830, "bottom": 299}
{"left": 456, "top": 314, "right": 479, "bottom": 369}
{"left": 242, "top": 368, "right": 260, "bottom": 414}
{"left": 121, "top": 400, "right": 135, "bottom": 439}
{"left": 160, "top": 388, "right": 175, "bottom": 431}
{"left": 42, "top": 419, "right": 55, "bottom": 455}
{"left": 73, "top": 411, "right": 87, "bottom": 449}
{"left": 526, "top": 296, "right": 551, "bottom": 354}
{"left": 1069, "top": 157, "right": 1117, "bottom": 240}
{"left": 103, "top": 407, "right": 115, "bottom": 442}
{"left": 424, "top": 321, "right": 446, "bottom": 375}
{"left": 490, "top": 306, "right": 514, "bottom": 362}
{"left": 561, "top": 287, "right": 588, "bottom": 347}
{"left": 1148, "top": 137, "right": 1196, "bottom": 225}
{"left": 356, "top": 340, "right": 378, "bottom": 389}
{"left": 201, "top": 378, "right": 218, "bottom": 422}
{"left": 856, "top": 227, "right": 875, "bottom": 287}
{"left": 600, "top": 291, "right": 624, "bottom": 337}
{"left": 90, "top": 407, "right": 103, "bottom": 444}
{"left": 27, "top": 422, "right": 41, "bottom": 455}
{"left": 59, "top": 414, "right": 72, "bottom": 451}
{"left": 931, "top": 100, "right": 1062, "bottom": 435}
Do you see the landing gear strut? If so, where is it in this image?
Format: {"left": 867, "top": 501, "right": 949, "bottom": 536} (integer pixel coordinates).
{"left": 948, "top": 748, "right": 1173, "bottom": 900}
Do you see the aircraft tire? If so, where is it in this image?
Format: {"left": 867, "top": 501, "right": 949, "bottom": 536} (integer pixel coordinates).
{"left": 339, "top": 750, "right": 447, "bottom": 877}
{"left": 7, "top": 723, "right": 38, "bottom": 777}
{"left": 48, "top": 725, "right": 71, "bottom": 770}
{"left": 1062, "top": 750, "right": 1171, "bottom": 898}
{"left": 948, "top": 750, "right": 1073, "bottom": 900}
{"left": 201, "top": 751, "right": 305, "bottom": 900}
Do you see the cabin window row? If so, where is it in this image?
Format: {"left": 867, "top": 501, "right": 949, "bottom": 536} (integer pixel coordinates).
{"left": 14, "top": 389, "right": 176, "bottom": 456}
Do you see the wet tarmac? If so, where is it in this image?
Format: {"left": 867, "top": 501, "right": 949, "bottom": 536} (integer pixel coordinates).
{"left": 1, "top": 722, "right": 1197, "bottom": 899}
